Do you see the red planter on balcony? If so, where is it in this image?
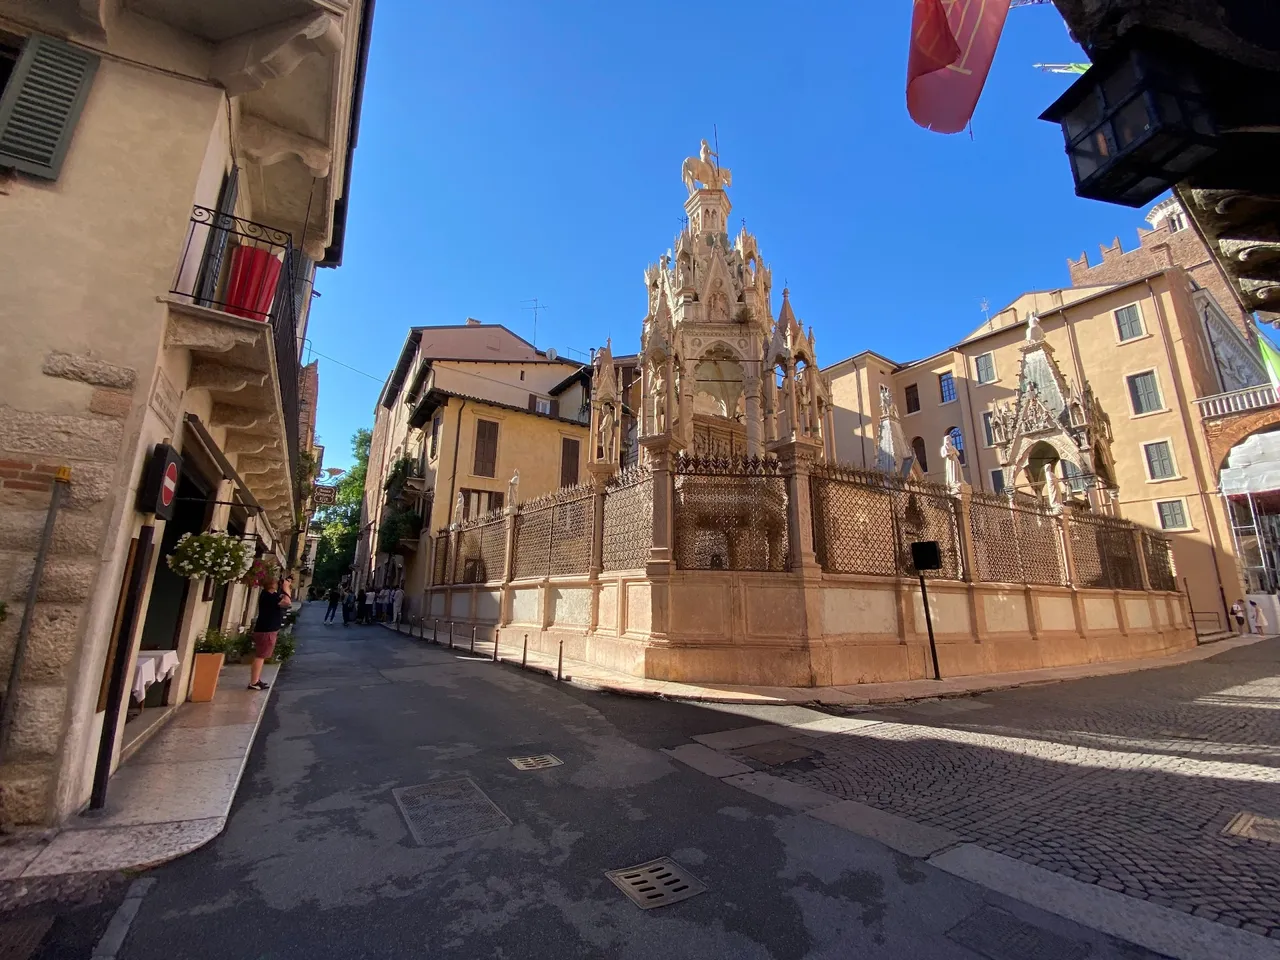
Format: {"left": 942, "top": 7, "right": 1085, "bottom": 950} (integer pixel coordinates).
{"left": 225, "top": 244, "right": 283, "bottom": 322}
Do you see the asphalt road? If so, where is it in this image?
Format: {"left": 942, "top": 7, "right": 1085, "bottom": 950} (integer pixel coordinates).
{"left": 111, "top": 605, "right": 1161, "bottom": 959}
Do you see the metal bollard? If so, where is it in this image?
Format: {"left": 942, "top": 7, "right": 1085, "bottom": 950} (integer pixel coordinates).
{"left": 556, "top": 639, "right": 563, "bottom": 681}
{"left": 522, "top": 633, "right": 528, "bottom": 668}
{"left": 471, "top": 625, "right": 476, "bottom": 653}
{"left": 433, "top": 619, "right": 439, "bottom": 644}
{"left": 492, "top": 628, "right": 499, "bottom": 662}
{"left": 448, "top": 622, "right": 455, "bottom": 650}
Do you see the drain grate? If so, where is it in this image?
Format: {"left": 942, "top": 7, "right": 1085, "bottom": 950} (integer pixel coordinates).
{"left": 738, "top": 740, "right": 814, "bottom": 765}
{"left": 606, "top": 857, "right": 707, "bottom": 910}
{"left": 1223, "top": 811, "right": 1280, "bottom": 844}
{"left": 0, "top": 917, "right": 54, "bottom": 960}
{"left": 392, "top": 778, "right": 511, "bottom": 845}
{"left": 508, "top": 754, "right": 563, "bottom": 770}
{"left": 947, "top": 906, "right": 1089, "bottom": 960}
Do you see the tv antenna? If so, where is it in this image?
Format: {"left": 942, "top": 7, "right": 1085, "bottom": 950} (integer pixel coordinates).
{"left": 522, "top": 298, "right": 549, "bottom": 347}
{"left": 979, "top": 297, "right": 991, "bottom": 321}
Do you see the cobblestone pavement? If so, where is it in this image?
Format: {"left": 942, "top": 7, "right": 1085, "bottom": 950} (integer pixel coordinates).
{"left": 759, "top": 638, "right": 1280, "bottom": 939}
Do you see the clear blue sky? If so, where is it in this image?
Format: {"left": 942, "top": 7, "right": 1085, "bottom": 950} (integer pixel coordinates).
{"left": 307, "top": 1, "right": 1159, "bottom": 470}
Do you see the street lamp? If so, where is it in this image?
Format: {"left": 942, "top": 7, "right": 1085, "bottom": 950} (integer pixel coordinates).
{"left": 1040, "top": 38, "right": 1218, "bottom": 207}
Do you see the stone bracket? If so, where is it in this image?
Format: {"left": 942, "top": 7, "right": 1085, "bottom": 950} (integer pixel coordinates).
{"left": 237, "top": 113, "right": 333, "bottom": 179}
{"left": 188, "top": 359, "right": 268, "bottom": 394}
{"left": 212, "top": 12, "right": 345, "bottom": 99}
{"left": 166, "top": 313, "right": 262, "bottom": 355}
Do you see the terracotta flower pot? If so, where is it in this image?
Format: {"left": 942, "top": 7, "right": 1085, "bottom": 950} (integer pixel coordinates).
{"left": 190, "top": 652, "right": 225, "bottom": 702}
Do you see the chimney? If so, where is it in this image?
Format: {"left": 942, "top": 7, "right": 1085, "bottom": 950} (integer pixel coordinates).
{"left": 465, "top": 317, "right": 481, "bottom": 326}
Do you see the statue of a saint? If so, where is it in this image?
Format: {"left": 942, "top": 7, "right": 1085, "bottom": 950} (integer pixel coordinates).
{"left": 452, "top": 492, "right": 465, "bottom": 526}
{"left": 507, "top": 469, "right": 519, "bottom": 506}
{"left": 599, "top": 401, "right": 616, "bottom": 462}
{"left": 1043, "top": 462, "right": 1061, "bottom": 510}
{"left": 941, "top": 433, "right": 963, "bottom": 489}
{"left": 652, "top": 366, "right": 667, "bottom": 433}
{"left": 879, "top": 384, "right": 898, "bottom": 421}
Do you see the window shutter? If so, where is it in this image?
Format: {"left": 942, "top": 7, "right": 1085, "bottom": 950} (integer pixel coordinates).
{"left": 527, "top": 394, "right": 537, "bottom": 412}
{"left": 561, "top": 437, "right": 580, "bottom": 487}
{"left": 291, "top": 253, "right": 315, "bottom": 324}
{"left": 195, "top": 166, "right": 239, "bottom": 306}
{"left": 0, "top": 36, "right": 99, "bottom": 179}
{"left": 550, "top": 398, "right": 560, "bottom": 418}
{"left": 473, "top": 420, "right": 497, "bottom": 477}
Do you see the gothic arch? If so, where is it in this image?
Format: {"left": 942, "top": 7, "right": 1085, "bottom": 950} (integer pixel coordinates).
{"left": 1205, "top": 410, "right": 1280, "bottom": 473}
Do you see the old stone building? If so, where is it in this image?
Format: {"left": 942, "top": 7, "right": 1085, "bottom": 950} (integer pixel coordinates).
{"left": 0, "top": 1, "right": 370, "bottom": 824}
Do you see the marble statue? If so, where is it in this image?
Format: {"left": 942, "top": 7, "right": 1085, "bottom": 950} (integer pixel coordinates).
{"left": 879, "top": 384, "right": 898, "bottom": 421}
{"left": 682, "top": 139, "right": 733, "bottom": 195}
{"left": 452, "top": 492, "right": 465, "bottom": 526}
{"left": 507, "top": 469, "right": 519, "bottom": 506}
{"left": 1044, "top": 462, "right": 1061, "bottom": 510}
{"left": 599, "top": 401, "right": 617, "bottom": 462}
{"left": 652, "top": 365, "right": 667, "bottom": 433}
{"left": 942, "top": 433, "right": 963, "bottom": 488}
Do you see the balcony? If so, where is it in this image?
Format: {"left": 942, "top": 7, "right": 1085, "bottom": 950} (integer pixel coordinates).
{"left": 1196, "top": 383, "right": 1279, "bottom": 420}
{"left": 164, "top": 205, "right": 303, "bottom": 539}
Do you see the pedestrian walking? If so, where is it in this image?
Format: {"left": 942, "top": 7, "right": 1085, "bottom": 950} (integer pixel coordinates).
{"left": 1231, "top": 600, "right": 1246, "bottom": 633}
{"left": 392, "top": 584, "right": 405, "bottom": 624}
{"left": 363, "top": 587, "right": 376, "bottom": 623}
{"left": 1249, "top": 601, "right": 1269, "bottom": 635}
{"left": 249, "top": 575, "right": 291, "bottom": 690}
{"left": 324, "top": 585, "right": 340, "bottom": 623}
{"left": 341, "top": 589, "right": 353, "bottom": 626}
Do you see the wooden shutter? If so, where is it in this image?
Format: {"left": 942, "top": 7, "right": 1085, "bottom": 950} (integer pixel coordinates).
{"left": 291, "top": 253, "right": 315, "bottom": 324}
{"left": 560, "top": 437, "right": 580, "bottom": 487}
{"left": 195, "top": 165, "right": 240, "bottom": 306}
{"left": 0, "top": 36, "right": 98, "bottom": 179}
{"left": 473, "top": 420, "right": 497, "bottom": 477}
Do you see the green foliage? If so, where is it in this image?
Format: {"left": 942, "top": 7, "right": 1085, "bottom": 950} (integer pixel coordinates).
{"left": 384, "top": 457, "right": 413, "bottom": 496}
{"left": 312, "top": 428, "right": 371, "bottom": 590}
{"left": 196, "top": 628, "right": 229, "bottom": 654}
{"left": 168, "top": 532, "right": 253, "bottom": 583}
{"left": 377, "top": 508, "right": 423, "bottom": 554}
{"left": 269, "top": 632, "right": 296, "bottom": 665}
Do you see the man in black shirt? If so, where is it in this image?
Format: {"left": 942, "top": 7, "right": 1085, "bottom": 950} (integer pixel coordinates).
{"left": 250, "top": 575, "right": 291, "bottom": 690}
{"left": 324, "top": 585, "right": 341, "bottom": 623}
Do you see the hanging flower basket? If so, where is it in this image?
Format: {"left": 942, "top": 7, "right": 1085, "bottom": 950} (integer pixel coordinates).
{"left": 166, "top": 532, "right": 253, "bottom": 584}
{"left": 242, "top": 555, "right": 282, "bottom": 589}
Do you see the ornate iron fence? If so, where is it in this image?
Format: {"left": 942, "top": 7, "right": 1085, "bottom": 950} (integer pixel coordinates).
{"left": 452, "top": 510, "right": 506, "bottom": 584}
{"left": 512, "top": 485, "right": 593, "bottom": 579}
{"left": 811, "top": 463, "right": 962, "bottom": 579}
{"left": 431, "top": 532, "right": 450, "bottom": 585}
{"left": 603, "top": 463, "right": 653, "bottom": 571}
{"left": 968, "top": 491, "right": 1065, "bottom": 586}
{"left": 1068, "top": 509, "right": 1141, "bottom": 590}
{"left": 673, "top": 455, "right": 789, "bottom": 572}
{"left": 1141, "top": 528, "right": 1178, "bottom": 591}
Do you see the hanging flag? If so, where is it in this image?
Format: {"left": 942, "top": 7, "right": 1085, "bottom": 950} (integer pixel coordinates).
{"left": 1256, "top": 322, "right": 1280, "bottom": 391}
{"left": 907, "top": 0, "right": 1012, "bottom": 134}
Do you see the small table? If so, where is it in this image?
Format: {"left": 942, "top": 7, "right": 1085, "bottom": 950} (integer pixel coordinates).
{"left": 132, "top": 650, "right": 180, "bottom": 702}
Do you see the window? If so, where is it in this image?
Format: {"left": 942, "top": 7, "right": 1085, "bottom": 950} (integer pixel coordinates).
{"left": 473, "top": 419, "right": 498, "bottom": 477}
{"left": 0, "top": 35, "right": 99, "bottom": 180}
{"left": 459, "top": 488, "right": 504, "bottom": 520}
{"left": 911, "top": 436, "right": 928, "bottom": 472}
{"left": 1114, "top": 304, "right": 1144, "bottom": 341}
{"left": 939, "top": 372, "right": 957, "bottom": 404}
{"left": 974, "top": 353, "right": 996, "bottom": 384}
{"left": 1127, "top": 371, "right": 1163, "bottom": 415}
{"left": 1143, "top": 440, "right": 1176, "bottom": 480}
{"left": 534, "top": 397, "right": 551, "bottom": 415}
{"left": 429, "top": 415, "right": 442, "bottom": 459}
{"left": 981, "top": 412, "right": 995, "bottom": 447}
{"left": 947, "top": 426, "right": 965, "bottom": 465}
{"left": 560, "top": 437, "right": 580, "bottom": 487}
{"left": 1167, "top": 211, "right": 1187, "bottom": 233}
{"left": 990, "top": 469, "right": 1006, "bottom": 494}
{"left": 1157, "top": 500, "right": 1189, "bottom": 530}
{"left": 904, "top": 383, "right": 920, "bottom": 414}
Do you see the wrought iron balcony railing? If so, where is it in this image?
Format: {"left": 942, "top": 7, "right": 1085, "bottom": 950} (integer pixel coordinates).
{"left": 1196, "top": 383, "right": 1280, "bottom": 420}
{"left": 170, "top": 204, "right": 302, "bottom": 492}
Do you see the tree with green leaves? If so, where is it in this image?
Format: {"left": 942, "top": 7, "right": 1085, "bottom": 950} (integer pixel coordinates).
{"left": 311, "top": 428, "right": 371, "bottom": 590}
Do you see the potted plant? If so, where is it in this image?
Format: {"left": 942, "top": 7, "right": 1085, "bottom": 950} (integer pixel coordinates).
{"left": 191, "top": 628, "right": 227, "bottom": 702}
{"left": 242, "top": 555, "right": 282, "bottom": 589}
{"left": 168, "top": 531, "right": 253, "bottom": 584}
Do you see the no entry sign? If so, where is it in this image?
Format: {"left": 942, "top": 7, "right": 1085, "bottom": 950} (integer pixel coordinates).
{"left": 138, "top": 444, "right": 184, "bottom": 521}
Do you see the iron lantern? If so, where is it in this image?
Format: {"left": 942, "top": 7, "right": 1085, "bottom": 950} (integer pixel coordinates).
{"left": 1040, "top": 41, "right": 1218, "bottom": 208}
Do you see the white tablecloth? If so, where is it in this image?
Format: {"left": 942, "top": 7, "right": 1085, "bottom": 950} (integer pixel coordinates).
{"left": 132, "top": 650, "right": 180, "bottom": 701}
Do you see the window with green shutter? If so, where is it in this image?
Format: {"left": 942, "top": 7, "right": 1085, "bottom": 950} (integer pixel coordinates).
{"left": 473, "top": 419, "right": 498, "bottom": 478}
{"left": 0, "top": 35, "right": 99, "bottom": 179}
{"left": 1157, "top": 500, "right": 1188, "bottom": 530}
{"left": 1126, "top": 371, "right": 1163, "bottom": 415}
{"left": 1144, "top": 441, "right": 1176, "bottom": 480}
{"left": 1114, "top": 304, "right": 1144, "bottom": 341}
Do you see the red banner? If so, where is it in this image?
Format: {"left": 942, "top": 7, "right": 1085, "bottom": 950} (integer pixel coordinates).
{"left": 907, "top": 0, "right": 1011, "bottom": 134}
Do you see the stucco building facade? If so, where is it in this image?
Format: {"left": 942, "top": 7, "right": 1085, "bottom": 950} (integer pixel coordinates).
{"left": 0, "top": 1, "right": 370, "bottom": 824}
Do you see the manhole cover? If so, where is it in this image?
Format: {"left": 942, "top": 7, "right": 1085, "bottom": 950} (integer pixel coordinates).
{"left": 0, "top": 916, "right": 53, "bottom": 960}
{"left": 738, "top": 740, "right": 814, "bottom": 765}
{"left": 392, "top": 778, "right": 511, "bottom": 845}
{"left": 1223, "top": 811, "right": 1280, "bottom": 844}
{"left": 606, "top": 857, "right": 707, "bottom": 910}
{"left": 509, "top": 754, "right": 563, "bottom": 770}
{"left": 947, "top": 906, "right": 1089, "bottom": 960}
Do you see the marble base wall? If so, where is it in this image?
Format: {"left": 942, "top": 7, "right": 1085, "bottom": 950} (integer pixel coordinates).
{"left": 423, "top": 571, "right": 1195, "bottom": 687}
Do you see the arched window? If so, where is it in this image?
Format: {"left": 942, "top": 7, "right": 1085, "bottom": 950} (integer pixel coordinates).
{"left": 911, "top": 436, "right": 928, "bottom": 472}
{"left": 947, "top": 427, "right": 966, "bottom": 465}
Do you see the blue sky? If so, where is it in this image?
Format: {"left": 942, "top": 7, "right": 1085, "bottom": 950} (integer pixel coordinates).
{"left": 307, "top": 1, "right": 1159, "bottom": 470}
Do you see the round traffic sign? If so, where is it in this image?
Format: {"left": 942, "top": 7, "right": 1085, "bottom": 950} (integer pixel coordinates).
{"left": 161, "top": 461, "right": 179, "bottom": 507}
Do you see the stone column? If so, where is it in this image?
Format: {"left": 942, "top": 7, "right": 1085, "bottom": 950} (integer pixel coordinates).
{"left": 744, "top": 369, "right": 762, "bottom": 456}
{"left": 1131, "top": 526, "right": 1151, "bottom": 591}
{"left": 586, "top": 462, "right": 615, "bottom": 579}
{"left": 822, "top": 404, "right": 835, "bottom": 462}
{"left": 678, "top": 357, "right": 696, "bottom": 448}
{"left": 769, "top": 436, "right": 823, "bottom": 573}
{"left": 954, "top": 483, "right": 978, "bottom": 583}
{"left": 783, "top": 362, "right": 799, "bottom": 441}
{"left": 641, "top": 436, "right": 677, "bottom": 575}
{"left": 1056, "top": 509, "right": 1078, "bottom": 586}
